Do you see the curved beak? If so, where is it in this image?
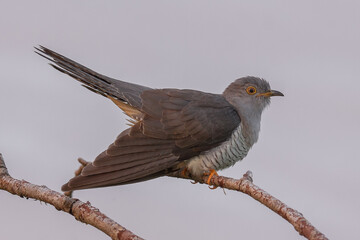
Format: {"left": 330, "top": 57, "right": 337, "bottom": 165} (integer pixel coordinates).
{"left": 257, "top": 90, "right": 284, "bottom": 97}
{"left": 269, "top": 90, "right": 284, "bottom": 97}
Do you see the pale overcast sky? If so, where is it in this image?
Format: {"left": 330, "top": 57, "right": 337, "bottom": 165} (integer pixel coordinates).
{"left": 1, "top": 1, "right": 359, "bottom": 239}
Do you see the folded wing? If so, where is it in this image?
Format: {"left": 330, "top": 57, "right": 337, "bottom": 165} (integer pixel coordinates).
{"left": 62, "top": 89, "right": 240, "bottom": 190}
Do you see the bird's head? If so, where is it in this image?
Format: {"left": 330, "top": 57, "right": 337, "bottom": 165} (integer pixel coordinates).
{"left": 223, "top": 76, "right": 284, "bottom": 115}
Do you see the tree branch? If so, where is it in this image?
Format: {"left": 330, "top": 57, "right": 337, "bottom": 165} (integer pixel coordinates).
{"left": 169, "top": 170, "right": 328, "bottom": 240}
{"left": 0, "top": 153, "right": 143, "bottom": 240}
{"left": 0, "top": 153, "right": 328, "bottom": 240}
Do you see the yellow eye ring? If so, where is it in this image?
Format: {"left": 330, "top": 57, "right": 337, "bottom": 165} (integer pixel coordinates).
{"left": 246, "top": 86, "right": 257, "bottom": 95}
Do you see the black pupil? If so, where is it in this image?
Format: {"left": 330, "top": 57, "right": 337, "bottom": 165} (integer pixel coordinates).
{"left": 249, "top": 88, "right": 254, "bottom": 93}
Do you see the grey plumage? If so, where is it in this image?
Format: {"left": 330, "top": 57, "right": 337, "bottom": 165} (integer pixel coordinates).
{"left": 35, "top": 46, "right": 283, "bottom": 191}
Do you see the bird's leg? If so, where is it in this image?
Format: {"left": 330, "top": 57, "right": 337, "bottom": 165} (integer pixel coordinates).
{"left": 180, "top": 167, "right": 198, "bottom": 184}
{"left": 203, "top": 169, "right": 218, "bottom": 189}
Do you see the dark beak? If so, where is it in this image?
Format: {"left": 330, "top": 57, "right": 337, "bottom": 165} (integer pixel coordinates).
{"left": 257, "top": 90, "right": 284, "bottom": 97}
{"left": 269, "top": 90, "right": 284, "bottom": 97}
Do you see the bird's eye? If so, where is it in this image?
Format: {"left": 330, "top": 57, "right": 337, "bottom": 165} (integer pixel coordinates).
{"left": 246, "top": 86, "right": 257, "bottom": 95}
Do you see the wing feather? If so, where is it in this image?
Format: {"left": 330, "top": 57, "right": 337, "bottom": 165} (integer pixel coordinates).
{"left": 61, "top": 90, "right": 240, "bottom": 191}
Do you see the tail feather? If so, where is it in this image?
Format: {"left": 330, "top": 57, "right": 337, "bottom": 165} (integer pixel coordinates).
{"left": 35, "top": 46, "right": 115, "bottom": 94}
{"left": 35, "top": 45, "right": 150, "bottom": 108}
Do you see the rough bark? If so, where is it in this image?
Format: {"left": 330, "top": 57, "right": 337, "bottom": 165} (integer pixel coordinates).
{"left": 169, "top": 170, "right": 328, "bottom": 240}
{"left": 0, "top": 153, "right": 328, "bottom": 240}
{"left": 0, "top": 154, "right": 143, "bottom": 240}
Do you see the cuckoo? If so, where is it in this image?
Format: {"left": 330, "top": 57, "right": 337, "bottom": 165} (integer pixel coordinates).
{"left": 36, "top": 46, "right": 284, "bottom": 191}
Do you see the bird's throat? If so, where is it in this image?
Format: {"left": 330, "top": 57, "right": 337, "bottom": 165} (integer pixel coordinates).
{"left": 238, "top": 109, "right": 262, "bottom": 147}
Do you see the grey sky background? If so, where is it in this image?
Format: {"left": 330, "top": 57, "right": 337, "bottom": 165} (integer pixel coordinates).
{"left": 1, "top": 1, "right": 359, "bottom": 239}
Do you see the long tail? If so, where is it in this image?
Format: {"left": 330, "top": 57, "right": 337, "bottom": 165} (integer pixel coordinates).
{"left": 35, "top": 46, "right": 150, "bottom": 109}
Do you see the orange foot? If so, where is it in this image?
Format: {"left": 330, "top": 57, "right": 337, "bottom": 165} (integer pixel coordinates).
{"left": 181, "top": 167, "right": 198, "bottom": 184}
{"left": 204, "top": 169, "right": 218, "bottom": 189}
{"left": 180, "top": 167, "right": 188, "bottom": 177}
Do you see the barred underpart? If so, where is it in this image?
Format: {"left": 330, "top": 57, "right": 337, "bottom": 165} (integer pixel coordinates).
{"left": 187, "top": 124, "right": 250, "bottom": 177}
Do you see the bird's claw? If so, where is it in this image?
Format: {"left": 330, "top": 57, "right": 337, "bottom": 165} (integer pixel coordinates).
{"left": 208, "top": 185, "right": 217, "bottom": 190}
{"left": 180, "top": 167, "right": 198, "bottom": 184}
{"left": 204, "top": 169, "right": 218, "bottom": 190}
